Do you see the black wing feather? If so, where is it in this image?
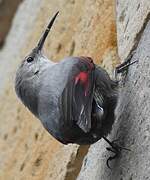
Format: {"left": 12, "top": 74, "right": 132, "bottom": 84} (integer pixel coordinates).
{"left": 61, "top": 57, "right": 95, "bottom": 133}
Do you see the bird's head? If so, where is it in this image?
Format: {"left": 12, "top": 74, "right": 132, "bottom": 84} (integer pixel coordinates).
{"left": 15, "top": 12, "right": 59, "bottom": 103}
{"left": 15, "top": 11, "right": 59, "bottom": 81}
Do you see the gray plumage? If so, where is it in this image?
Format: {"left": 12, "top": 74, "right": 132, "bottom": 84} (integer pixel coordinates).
{"left": 15, "top": 12, "right": 118, "bottom": 145}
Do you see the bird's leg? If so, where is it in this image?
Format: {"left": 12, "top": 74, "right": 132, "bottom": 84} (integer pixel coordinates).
{"left": 115, "top": 50, "right": 138, "bottom": 80}
{"left": 102, "top": 136, "right": 130, "bottom": 169}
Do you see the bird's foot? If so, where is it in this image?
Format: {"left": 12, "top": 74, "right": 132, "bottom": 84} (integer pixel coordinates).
{"left": 102, "top": 137, "right": 130, "bottom": 169}
{"left": 115, "top": 50, "right": 138, "bottom": 80}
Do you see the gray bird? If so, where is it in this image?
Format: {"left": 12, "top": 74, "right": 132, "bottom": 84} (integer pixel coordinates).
{"left": 15, "top": 12, "right": 135, "bottom": 168}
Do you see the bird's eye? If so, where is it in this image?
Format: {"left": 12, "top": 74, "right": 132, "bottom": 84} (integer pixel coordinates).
{"left": 27, "top": 57, "right": 34, "bottom": 63}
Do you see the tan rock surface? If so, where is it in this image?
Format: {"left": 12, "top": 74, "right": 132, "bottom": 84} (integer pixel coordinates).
{"left": 0, "top": 0, "right": 117, "bottom": 179}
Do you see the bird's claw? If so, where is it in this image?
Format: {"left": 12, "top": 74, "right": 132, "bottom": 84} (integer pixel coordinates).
{"left": 102, "top": 137, "right": 131, "bottom": 169}
{"left": 106, "top": 154, "right": 118, "bottom": 169}
{"left": 115, "top": 50, "right": 138, "bottom": 81}
{"left": 110, "top": 139, "right": 131, "bottom": 152}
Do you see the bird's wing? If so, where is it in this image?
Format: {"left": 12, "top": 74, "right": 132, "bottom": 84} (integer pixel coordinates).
{"left": 61, "top": 57, "right": 95, "bottom": 133}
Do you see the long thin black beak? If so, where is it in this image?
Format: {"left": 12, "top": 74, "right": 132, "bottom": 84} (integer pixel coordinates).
{"left": 37, "top": 11, "right": 59, "bottom": 51}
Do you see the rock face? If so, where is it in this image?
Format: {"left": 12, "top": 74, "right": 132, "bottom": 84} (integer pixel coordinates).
{"left": 1, "top": 0, "right": 150, "bottom": 179}
{"left": 0, "top": 0, "right": 22, "bottom": 48}
{"left": 78, "top": 1, "right": 150, "bottom": 180}
{"left": 0, "top": 0, "right": 117, "bottom": 180}
{"left": 116, "top": 0, "right": 150, "bottom": 60}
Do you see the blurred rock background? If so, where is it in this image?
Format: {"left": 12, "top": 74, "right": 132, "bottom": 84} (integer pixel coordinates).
{"left": 0, "top": 0, "right": 22, "bottom": 48}
{"left": 1, "top": 0, "right": 149, "bottom": 180}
